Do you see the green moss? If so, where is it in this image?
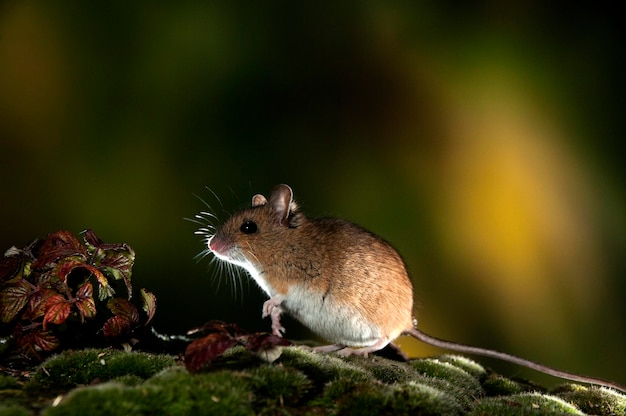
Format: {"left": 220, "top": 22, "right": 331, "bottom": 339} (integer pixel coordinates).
{"left": 247, "top": 366, "right": 312, "bottom": 409}
{"left": 403, "top": 369, "right": 481, "bottom": 409}
{"left": 29, "top": 349, "right": 176, "bottom": 391}
{"left": 319, "top": 378, "right": 466, "bottom": 415}
{"left": 145, "top": 368, "right": 255, "bottom": 415}
{"left": 278, "top": 347, "right": 372, "bottom": 385}
{"left": 4, "top": 347, "right": 623, "bottom": 415}
{"left": 0, "top": 405, "right": 31, "bottom": 416}
{"left": 391, "top": 382, "right": 465, "bottom": 415}
{"left": 321, "top": 379, "right": 392, "bottom": 415}
{"left": 0, "top": 375, "right": 26, "bottom": 413}
{"left": 111, "top": 374, "right": 145, "bottom": 386}
{"left": 553, "top": 384, "right": 626, "bottom": 416}
{"left": 437, "top": 355, "right": 487, "bottom": 379}
{"left": 216, "top": 345, "right": 266, "bottom": 370}
{"left": 410, "top": 358, "right": 484, "bottom": 396}
{"left": 313, "top": 355, "right": 478, "bottom": 414}
{"left": 44, "top": 368, "right": 255, "bottom": 416}
{"left": 482, "top": 373, "right": 536, "bottom": 396}
{"left": 0, "top": 375, "right": 20, "bottom": 390}
{"left": 42, "top": 382, "right": 153, "bottom": 416}
{"left": 470, "top": 392, "right": 585, "bottom": 415}
{"left": 345, "top": 354, "right": 420, "bottom": 384}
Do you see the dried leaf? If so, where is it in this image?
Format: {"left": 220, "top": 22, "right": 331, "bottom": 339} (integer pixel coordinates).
{"left": 0, "top": 280, "right": 31, "bottom": 323}
{"left": 76, "top": 281, "right": 93, "bottom": 298}
{"left": 15, "top": 327, "right": 60, "bottom": 358}
{"left": 32, "top": 231, "right": 86, "bottom": 270}
{"left": 75, "top": 282, "right": 96, "bottom": 321}
{"left": 140, "top": 288, "right": 156, "bottom": 325}
{"left": 23, "top": 289, "right": 57, "bottom": 320}
{"left": 245, "top": 333, "right": 292, "bottom": 352}
{"left": 43, "top": 294, "right": 71, "bottom": 329}
{"left": 0, "top": 253, "right": 21, "bottom": 284}
{"left": 56, "top": 260, "right": 111, "bottom": 296}
{"left": 107, "top": 298, "right": 139, "bottom": 324}
{"left": 56, "top": 259, "right": 89, "bottom": 283}
{"left": 89, "top": 265, "right": 111, "bottom": 296}
{"left": 83, "top": 229, "right": 135, "bottom": 298}
{"left": 102, "top": 315, "right": 131, "bottom": 338}
{"left": 82, "top": 229, "right": 103, "bottom": 252}
{"left": 32, "top": 329, "right": 61, "bottom": 352}
{"left": 75, "top": 297, "right": 96, "bottom": 322}
{"left": 99, "top": 246, "right": 135, "bottom": 298}
{"left": 98, "top": 283, "right": 115, "bottom": 301}
{"left": 184, "top": 333, "right": 239, "bottom": 373}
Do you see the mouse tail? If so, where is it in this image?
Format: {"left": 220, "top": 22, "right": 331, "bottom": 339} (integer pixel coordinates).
{"left": 404, "top": 327, "right": 626, "bottom": 394}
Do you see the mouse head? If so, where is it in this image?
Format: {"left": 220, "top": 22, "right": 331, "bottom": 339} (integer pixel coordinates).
{"left": 208, "top": 184, "right": 305, "bottom": 266}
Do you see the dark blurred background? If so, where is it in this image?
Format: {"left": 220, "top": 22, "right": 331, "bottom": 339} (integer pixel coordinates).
{"left": 1, "top": 3, "right": 624, "bottom": 387}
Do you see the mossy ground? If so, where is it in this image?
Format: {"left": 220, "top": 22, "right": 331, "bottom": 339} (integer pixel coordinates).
{"left": 0, "top": 347, "right": 623, "bottom": 415}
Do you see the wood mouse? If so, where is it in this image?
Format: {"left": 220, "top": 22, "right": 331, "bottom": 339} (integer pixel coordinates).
{"left": 197, "top": 184, "right": 625, "bottom": 393}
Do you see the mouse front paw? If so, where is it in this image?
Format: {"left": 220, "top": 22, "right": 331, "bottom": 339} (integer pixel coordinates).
{"left": 271, "top": 320, "right": 286, "bottom": 337}
{"left": 261, "top": 295, "right": 283, "bottom": 318}
{"left": 262, "top": 295, "right": 286, "bottom": 337}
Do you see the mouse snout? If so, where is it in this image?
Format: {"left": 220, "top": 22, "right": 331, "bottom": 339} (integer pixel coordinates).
{"left": 208, "top": 235, "right": 228, "bottom": 255}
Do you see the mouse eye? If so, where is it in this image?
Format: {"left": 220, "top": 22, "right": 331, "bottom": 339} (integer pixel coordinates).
{"left": 240, "top": 221, "right": 258, "bottom": 234}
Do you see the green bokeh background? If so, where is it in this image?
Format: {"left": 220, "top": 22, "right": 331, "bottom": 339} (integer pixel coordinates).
{"left": 1, "top": 3, "right": 624, "bottom": 388}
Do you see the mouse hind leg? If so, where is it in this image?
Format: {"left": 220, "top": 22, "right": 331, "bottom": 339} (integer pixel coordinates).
{"left": 334, "top": 337, "right": 392, "bottom": 357}
{"left": 312, "top": 344, "right": 346, "bottom": 353}
{"left": 312, "top": 339, "right": 408, "bottom": 359}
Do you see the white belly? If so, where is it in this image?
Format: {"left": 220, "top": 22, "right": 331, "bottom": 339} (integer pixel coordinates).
{"left": 282, "top": 285, "right": 382, "bottom": 347}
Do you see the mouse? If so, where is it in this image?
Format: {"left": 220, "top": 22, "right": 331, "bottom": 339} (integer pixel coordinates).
{"left": 196, "top": 183, "right": 626, "bottom": 393}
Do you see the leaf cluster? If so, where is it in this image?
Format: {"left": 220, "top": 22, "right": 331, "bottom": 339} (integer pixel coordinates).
{"left": 0, "top": 230, "right": 156, "bottom": 360}
{"left": 184, "top": 320, "right": 291, "bottom": 373}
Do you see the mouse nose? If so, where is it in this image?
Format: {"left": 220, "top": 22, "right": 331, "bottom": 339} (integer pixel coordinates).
{"left": 208, "top": 235, "right": 226, "bottom": 254}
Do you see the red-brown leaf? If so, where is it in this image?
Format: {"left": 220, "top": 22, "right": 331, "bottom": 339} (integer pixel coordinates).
{"left": 245, "top": 333, "right": 292, "bottom": 352}
{"left": 43, "top": 294, "right": 71, "bottom": 329}
{"left": 75, "top": 282, "right": 96, "bottom": 321}
{"left": 0, "top": 280, "right": 31, "bottom": 323}
{"left": 140, "top": 288, "right": 156, "bottom": 325}
{"left": 102, "top": 315, "right": 132, "bottom": 338}
{"left": 82, "top": 229, "right": 103, "bottom": 250}
{"left": 32, "top": 231, "right": 86, "bottom": 270}
{"left": 184, "top": 333, "right": 239, "bottom": 373}
{"left": 0, "top": 253, "right": 21, "bottom": 283}
{"left": 16, "top": 328, "right": 61, "bottom": 358}
{"left": 83, "top": 229, "right": 135, "bottom": 298}
{"left": 55, "top": 260, "right": 113, "bottom": 300}
{"left": 76, "top": 281, "right": 93, "bottom": 298}
{"left": 23, "top": 289, "right": 57, "bottom": 320}
{"left": 56, "top": 259, "right": 82, "bottom": 283}
{"left": 98, "top": 245, "right": 135, "bottom": 298}
{"left": 32, "top": 329, "right": 61, "bottom": 352}
{"left": 107, "top": 298, "right": 139, "bottom": 324}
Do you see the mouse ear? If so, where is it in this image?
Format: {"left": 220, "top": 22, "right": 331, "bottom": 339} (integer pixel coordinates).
{"left": 269, "top": 184, "right": 293, "bottom": 226}
{"left": 252, "top": 194, "right": 267, "bottom": 207}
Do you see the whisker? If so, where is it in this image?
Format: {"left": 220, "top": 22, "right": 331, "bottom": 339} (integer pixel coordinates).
{"left": 192, "top": 192, "right": 216, "bottom": 212}
{"left": 246, "top": 242, "right": 261, "bottom": 266}
{"left": 184, "top": 217, "right": 207, "bottom": 226}
{"left": 192, "top": 186, "right": 252, "bottom": 305}
{"left": 196, "top": 211, "right": 218, "bottom": 220}
{"left": 205, "top": 186, "right": 224, "bottom": 209}
{"left": 194, "top": 247, "right": 213, "bottom": 262}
